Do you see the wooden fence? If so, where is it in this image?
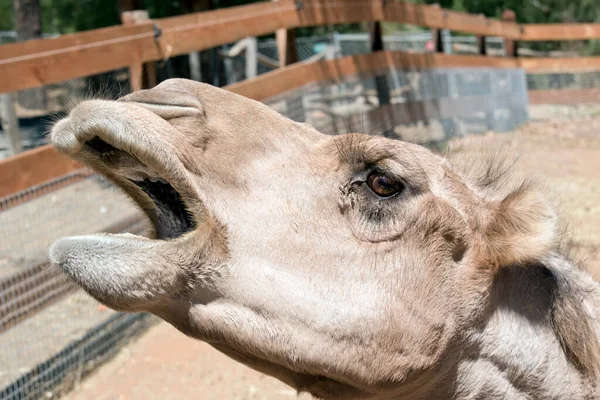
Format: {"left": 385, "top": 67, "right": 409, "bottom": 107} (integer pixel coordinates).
{"left": 2, "top": 0, "right": 600, "bottom": 95}
{"left": 1, "top": 0, "right": 600, "bottom": 195}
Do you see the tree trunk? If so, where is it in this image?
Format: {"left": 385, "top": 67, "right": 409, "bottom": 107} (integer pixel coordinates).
{"left": 182, "top": 0, "right": 212, "bottom": 12}
{"left": 12, "top": 0, "right": 46, "bottom": 111}
{"left": 117, "top": 0, "right": 143, "bottom": 14}
{"left": 13, "top": 0, "right": 41, "bottom": 41}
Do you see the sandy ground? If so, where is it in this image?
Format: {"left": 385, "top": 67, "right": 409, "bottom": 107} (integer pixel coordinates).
{"left": 53, "top": 110, "right": 600, "bottom": 400}
{"left": 64, "top": 322, "right": 311, "bottom": 400}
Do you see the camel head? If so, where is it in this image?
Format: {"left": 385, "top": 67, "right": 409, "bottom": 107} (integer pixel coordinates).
{"left": 50, "top": 79, "right": 600, "bottom": 399}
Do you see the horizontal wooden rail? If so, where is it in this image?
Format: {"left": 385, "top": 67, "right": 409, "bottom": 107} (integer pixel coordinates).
{"left": 521, "top": 24, "right": 600, "bottom": 41}
{"left": 2, "top": 0, "right": 600, "bottom": 95}
{"left": 228, "top": 50, "right": 519, "bottom": 100}
{"left": 520, "top": 56, "right": 600, "bottom": 73}
{"left": 0, "top": 24, "right": 154, "bottom": 61}
{"left": 0, "top": 50, "right": 523, "bottom": 198}
{"left": 0, "top": 145, "right": 82, "bottom": 198}
{"left": 228, "top": 51, "right": 600, "bottom": 95}
{"left": 529, "top": 88, "right": 600, "bottom": 105}
{"left": 0, "top": 23, "right": 158, "bottom": 94}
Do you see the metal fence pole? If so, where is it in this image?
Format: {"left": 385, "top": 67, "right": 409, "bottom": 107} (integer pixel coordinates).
{"left": 370, "top": 22, "right": 391, "bottom": 107}
{"left": 245, "top": 37, "right": 258, "bottom": 80}
{"left": 189, "top": 51, "right": 202, "bottom": 81}
{"left": 369, "top": 22, "right": 394, "bottom": 137}
{"left": 503, "top": 10, "right": 519, "bottom": 57}
{"left": 0, "top": 93, "right": 22, "bottom": 155}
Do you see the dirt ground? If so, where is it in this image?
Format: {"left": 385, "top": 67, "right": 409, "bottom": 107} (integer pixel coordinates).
{"left": 50, "top": 110, "right": 600, "bottom": 399}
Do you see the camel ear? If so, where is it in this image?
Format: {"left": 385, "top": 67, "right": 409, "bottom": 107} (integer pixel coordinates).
{"left": 479, "top": 182, "right": 558, "bottom": 269}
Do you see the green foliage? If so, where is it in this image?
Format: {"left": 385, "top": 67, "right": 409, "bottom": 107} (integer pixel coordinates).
{"left": 0, "top": 0, "right": 12, "bottom": 31}
{"left": 40, "top": 0, "right": 119, "bottom": 33}
{"left": 0, "top": 0, "right": 265, "bottom": 34}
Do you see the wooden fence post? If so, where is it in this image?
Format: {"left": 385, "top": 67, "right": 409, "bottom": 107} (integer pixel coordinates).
{"left": 273, "top": 0, "right": 302, "bottom": 121}
{"left": 0, "top": 93, "right": 22, "bottom": 155}
{"left": 369, "top": 21, "right": 395, "bottom": 137}
{"left": 121, "top": 10, "right": 156, "bottom": 91}
{"left": 475, "top": 14, "right": 487, "bottom": 56}
{"left": 273, "top": 0, "right": 298, "bottom": 67}
{"left": 503, "top": 9, "right": 518, "bottom": 57}
{"left": 275, "top": 25, "right": 298, "bottom": 67}
{"left": 370, "top": 22, "right": 391, "bottom": 106}
{"left": 429, "top": 4, "right": 444, "bottom": 53}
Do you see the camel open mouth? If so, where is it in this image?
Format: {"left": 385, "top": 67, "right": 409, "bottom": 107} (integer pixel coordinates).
{"left": 129, "top": 179, "right": 195, "bottom": 239}
{"left": 84, "top": 135, "right": 197, "bottom": 241}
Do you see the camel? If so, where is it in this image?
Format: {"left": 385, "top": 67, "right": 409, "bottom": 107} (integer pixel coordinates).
{"left": 49, "top": 78, "right": 600, "bottom": 399}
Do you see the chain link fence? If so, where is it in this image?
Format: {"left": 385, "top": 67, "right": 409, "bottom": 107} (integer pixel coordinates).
{"left": 0, "top": 170, "right": 154, "bottom": 399}
{"left": 527, "top": 71, "right": 600, "bottom": 91}
{"left": 264, "top": 66, "right": 528, "bottom": 142}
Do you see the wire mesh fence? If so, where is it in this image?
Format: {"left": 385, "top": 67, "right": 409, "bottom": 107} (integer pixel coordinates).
{"left": 264, "top": 66, "right": 529, "bottom": 142}
{"left": 0, "top": 312, "right": 156, "bottom": 400}
{"left": 527, "top": 71, "right": 600, "bottom": 91}
{"left": 0, "top": 171, "right": 152, "bottom": 399}
{"left": 218, "top": 31, "right": 509, "bottom": 86}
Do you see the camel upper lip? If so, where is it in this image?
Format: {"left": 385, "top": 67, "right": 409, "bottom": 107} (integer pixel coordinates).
{"left": 50, "top": 98, "right": 203, "bottom": 241}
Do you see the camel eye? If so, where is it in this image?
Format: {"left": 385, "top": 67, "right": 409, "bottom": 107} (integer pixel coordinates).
{"left": 366, "top": 172, "right": 404, "bottom": 198}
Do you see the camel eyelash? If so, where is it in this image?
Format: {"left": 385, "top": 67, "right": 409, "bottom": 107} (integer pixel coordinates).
{"left": 350, "top": 166, "right": 404, "bottom": 186}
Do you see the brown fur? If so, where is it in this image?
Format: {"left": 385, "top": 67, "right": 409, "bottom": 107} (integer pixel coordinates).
{"left": 446, "top": 138, "right": 600, "bottom": 388}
